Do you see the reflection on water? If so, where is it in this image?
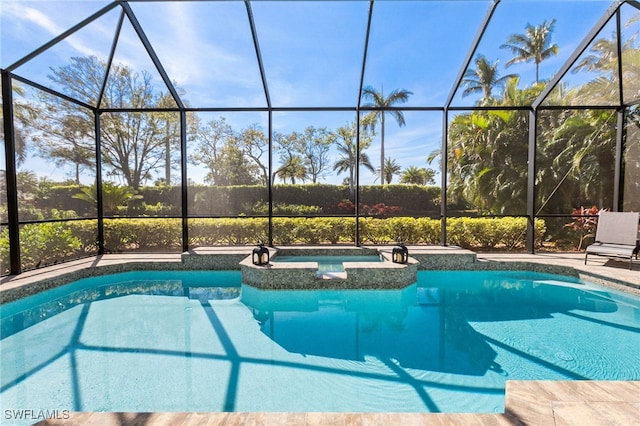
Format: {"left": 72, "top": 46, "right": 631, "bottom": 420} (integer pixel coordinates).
{"left": 242, "top": 271, "right": 639, "bottom": 378}
{"left": 1, "top": 271, "right": 241, "bottom": 338}
{"left": 1, "top": 270, "right": 639, "bottom": 416}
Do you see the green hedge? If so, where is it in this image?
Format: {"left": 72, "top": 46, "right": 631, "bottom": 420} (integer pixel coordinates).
{"left": 33, "top": 183, "right": 444, "bottom": 217}
{"left": 1, "top": 217, "right": 546, "bottom": 274}
{"left": 0, "top": 220, "right": 99, "bottom": 274}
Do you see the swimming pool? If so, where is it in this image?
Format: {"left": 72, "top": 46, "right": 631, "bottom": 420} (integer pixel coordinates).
{"left": 1, "top": 270, "right": 638, "bottom": 418}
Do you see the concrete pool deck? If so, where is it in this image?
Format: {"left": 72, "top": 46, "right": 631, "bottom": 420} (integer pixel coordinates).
{"left": 2, "top": 246, "right": 639, "bottom": 425}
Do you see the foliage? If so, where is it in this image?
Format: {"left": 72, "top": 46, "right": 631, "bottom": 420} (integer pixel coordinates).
{"left": 564, "top": 205, "right": 605, "bottom": 251}
{"left": 445, "top": 80, "right": 539, "bottom": 215}
{"left": 1, "top": 82, "right": 37, "bottom": 165}
{"left": 103, "top": 219, "right": 182, "bottom": 252}
{"left": 189, "top": 117, "right": 262, "bottom": 186}
{"left": 273, "top": 126, "right": 336, "bottom": 184}
{"left": 400, "top": 166, "right": 436, "bottom": 185}
{"left": 0, "top": 221, "right": 96, "bottom": 272}
{"left": 35, "top": 56, "right": 181, "bottom": 188}
{"left": 242, "top": 201, "right": 323, "bottom": 216}
{"left": 446, "top": 217, "right": 546, "bottom": 250}
{"left": 461, "top": 54, "right": 516, "bottom": 102}
{"left": 360, "top": 85, "right": 413, "bottom": 184}
{"left": 334, "top": 200, "right": 403, "bottom": 217}
{"left": 536, "top": 108, "right": 616, "bottom": 214}
{"left": 73, "top": 182, "right": 142, "bottom": 216}
{"left": 376, "top": 157, "right": 402, "bottom": 184}
{"left": 1, "top": 217, "right": 547, "bottom": 273}
{"left": 500, "top": 19, "right": 559, "bottom": 83}
{"left": 333, "top": 118, "right": 376, "bottom": 195}
{"left": 187, "top": 218, "right": 267, "bottom": 246}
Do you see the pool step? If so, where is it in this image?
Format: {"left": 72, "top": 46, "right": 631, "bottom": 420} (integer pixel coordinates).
{"left": 317, "top": 271, "right": 348, "bottom": 280}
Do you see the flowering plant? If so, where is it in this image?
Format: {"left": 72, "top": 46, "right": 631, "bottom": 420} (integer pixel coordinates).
{"left": 564, "top": 205, "right": 606, "bottom": 251}
{"left": 334, "top": 200, "right": 402, "bottom": 217}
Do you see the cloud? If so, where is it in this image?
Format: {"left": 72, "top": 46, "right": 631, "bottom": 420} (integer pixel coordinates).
{"left": 123, "top": 2, "right": 265, "bottom": 105}
{"left": 2, "top": 2, "right": 111, "bottom": 65}
{"left": 21, "top": 5, "right": 62, "bottom": 35}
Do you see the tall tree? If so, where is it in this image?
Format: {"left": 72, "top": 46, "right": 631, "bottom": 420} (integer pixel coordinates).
{"left": 500, "top": 19, "right": 559, "bottom": 84}
{"left": 190, "top": 117, "right": 234, "bottom": 185}
{"left": 446, "top": 80, "right": 538, "bottom": 214}
{"left": 190, "top": 117, "right": 262, "bottom": 185}
{"left": 31, "top": 100, "right": 94, "bottom": 184}
{"left": 333, "top": 120, "right": 375, "bottom": 195}
{"left": 273, "top": 131, "right": 307, "bottom": 184}
{"left": 461, "top": 55, "right": 516, "bottom": 103}
{"left": 0, "top": 82, "right": 37, "bottom": 165}
{"left": 360, "top": 85, "right": 412, "bottom": 184}
{"left": 570, "top": 33, "right": 640, "bottom": 104}
{"left": 156, "top": 91, "right": 182, "bottom": 185}
{"left": 300, "top": 126, "right": 335, "bottom": 183}
{"left": 276, "top": 155, "right": 307, "bottom": 184}
{"left": 237, "top": 124, "right": 269, "bottom": 186}
{"left": 35, "top": 55, "right": 181, "bottom": 188}
{"left": 216, "top": 140, "right": 260, "bottom": 185}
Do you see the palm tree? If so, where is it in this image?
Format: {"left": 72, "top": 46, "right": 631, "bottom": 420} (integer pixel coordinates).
{"left": 360, "top": 85, "right": 412, "bottom": 184}
{"left": 500, "top": 19, "right": 559, "bottom": 84}
{"left": 570, "top": 35, "right": 640, "bottom": 104}
{"left": 376, "top": 157, "right": 402, "bottom": 184}
{"left": 275, "top": 155, "right": 307, "bottom": 184}
{"left": 73, "top": 182, "right": 142, "bottom": 216}
{"left": 400, "top": 166, "right": 436, "bottom": 185}
{"left": 333, "top": 121, "right": 375, "bottom": 195}
{"left": 461, "top": 54, "right": 517, "bottom": 103}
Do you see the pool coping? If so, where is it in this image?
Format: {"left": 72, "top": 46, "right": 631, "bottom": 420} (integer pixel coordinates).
{"left": 1, "top": 246, "right": 639, "bottom": 304}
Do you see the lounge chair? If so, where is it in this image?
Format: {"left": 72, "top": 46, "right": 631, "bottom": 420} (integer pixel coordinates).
{"left": 584, "top": 211, "right": 640, "bottom": 269}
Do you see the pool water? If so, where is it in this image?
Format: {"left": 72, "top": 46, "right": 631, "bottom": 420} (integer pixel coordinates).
{"left": 271, "top": 255, "right": 382, "bottom": 272}
{"left": 1, "top": 270, "right": 639, "bottom": 418}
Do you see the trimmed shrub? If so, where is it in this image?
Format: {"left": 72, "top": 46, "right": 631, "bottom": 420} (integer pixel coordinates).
{"left": 2, "top": 216, "right": 548, "bottom": 274}
{"left": 104, "top": 218, "right": 182, "bottom": 252}
{"left": 189, "top": 218, "right": 268, "bottom": 247}
{"left": 18, "top": 222, "right": 82, "bottom": 270}
{"left": 415, "top": 217, "right": 441, "bottom": 244}
{"left": 0, "top": 219, "right": 99, "bottom": 272}
{"left": 445, "top": 217, "right": 546, "bottom": 250}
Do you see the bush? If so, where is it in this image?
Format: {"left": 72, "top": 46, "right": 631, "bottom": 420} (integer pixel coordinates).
{"left": 272, "top": 217, "right": 356, "bottom": 244}
{"left": 242, "top": 201, "right": 323, "bottom": 216}
{"left": 188, "top": 218, "right": 267, "bottom": 246}
{"left": 0, "top": 219, "right": 100, "bottom": 272}
{"left": 446, "top": 217, "right": 546, "bottom": 250}
{"left": 2, "top": 216, "right": 547, "bottom": 273}
{"left": 21, "top": 183, "right": 443, "bottom": 218}
{"left": 104, "top": 219, "right": 183, "bottom": 252}
{"left": 18, "top": 222, "right": 82, "bottom": 270}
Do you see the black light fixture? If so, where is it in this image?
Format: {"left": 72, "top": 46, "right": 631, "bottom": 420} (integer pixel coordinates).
{"left": 392, "top": 242, "right": 409, "bottom": 264}
{"left": 252, "top": 243, "right": 270, "bottom": 266}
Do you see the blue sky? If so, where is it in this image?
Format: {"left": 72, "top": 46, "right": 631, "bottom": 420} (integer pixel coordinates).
{"left": 0, "top": 0, "right": 623, "bottom": 185}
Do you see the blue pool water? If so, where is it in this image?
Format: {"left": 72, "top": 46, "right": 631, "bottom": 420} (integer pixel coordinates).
{"left": 1, "top": 270, "right": 639, "bottom": 419}
{"left": 271, "top": 255, "right": 382, "bottom": 272}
